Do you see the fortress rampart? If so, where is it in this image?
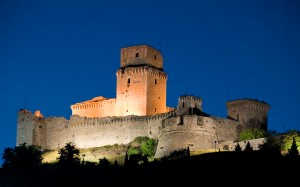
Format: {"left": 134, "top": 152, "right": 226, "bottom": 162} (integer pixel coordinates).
{"left": 16, "top": 45, "right": 270, "bottom": 158}
{"left": 71, "top": 97, "right": 116, "bottom": 118}
{"left": 155, "top": 114, "right": 240, "bottom": 158}
{"left": 18, "top": 109, "right": 176, "bottom": 150}
{"left": 226, "top": 99, "right": 270, "bottom": 132}
{"left": 116, "top": 66, "right": 167, "bottom": 79}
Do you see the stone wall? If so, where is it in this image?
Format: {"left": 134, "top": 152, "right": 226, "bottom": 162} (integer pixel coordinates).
{"left": 120, "top": 45, "right": 163, "bottom": 69}
{"left": 226, "top": 99, "right": 270, "bottom": 131}
{"left": 219, "top": 138, "right": 266, "bottom": 151}
{"left": 116, "top": 66, "right": 167, "bottom": 116}
{"left": 18, "top": 110, "right": 176, "bottom": 150}
{"left": 17, "top": 109, "right": 35, "bottom": 146}
{"left": 154, "top": 115, "right": 240, "bottom": 158}
{"left": 71, "top": 97, "right": 116, "bottom": 118}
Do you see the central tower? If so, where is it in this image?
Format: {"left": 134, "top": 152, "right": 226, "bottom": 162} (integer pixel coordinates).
{"left": 116, "top": 45, "right": 168, "bottom": 116}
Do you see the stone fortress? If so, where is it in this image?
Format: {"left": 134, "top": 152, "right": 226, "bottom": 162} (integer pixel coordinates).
{"left": 17, "top": 44, "right": 270, "bottom": 158}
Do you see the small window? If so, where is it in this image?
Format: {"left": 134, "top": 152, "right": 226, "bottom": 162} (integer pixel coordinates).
{"left": 127, "top": 78, "right": 130, "bottom": 84}
{"left": 155, "top": 79, "right": 157, "bottom": 84}
{"left": 136, "top": 52, "right": 139, "bottom": 57}
{"left": 154, "top": 55, "right": 157, "bottom": 60}
{"left": 155, "top": 108, "right": 156, "bottom": 112}
{"left": 182, "top": 102, "right": 185, "bottom": 108}
{"left": 237, "top": 114, "right": 239, "bottom": 121}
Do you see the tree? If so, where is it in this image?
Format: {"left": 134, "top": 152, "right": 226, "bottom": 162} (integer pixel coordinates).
{"left": 259, "top": 135, "right": 281, "bottom": 156}
{"left": 2, "top": 143, "right": 43, "bottom": 169}
{"left": 99, "top": 157, "right": 110, "bottom": 168}
{"left": 287, "top": 137, "right": 299, "bottom": 158}
{"left": 57, "top": 142, "right": 80, "bottom": 166}
{"left": 240, "top": 128, "right": 267, "bottom": 141}
{"left": 281, "top": 129, "right": 300, "bottom": 153}
{"left": 234, "top": 143, "right": 242, "bottom": 152}
{"left": 141, "top": 138, "right": 156, "bottom": 158}
{"left": 164, "top": 147, "right": 190, "bottom": 161}
{"left": 244, "top": 141, "right": 253, "bottom": 152}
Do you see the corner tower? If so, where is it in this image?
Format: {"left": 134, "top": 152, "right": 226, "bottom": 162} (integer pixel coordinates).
{"left": 226, "top": 99, "right": 270, "bottom": 132}
{"left": 116, "top": 45, "right": 168, "bottom": 116}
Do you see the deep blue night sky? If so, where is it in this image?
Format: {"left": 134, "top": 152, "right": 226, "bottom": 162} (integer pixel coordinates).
{"left": 1, "top": 0, "right": 300, "bottom": 165}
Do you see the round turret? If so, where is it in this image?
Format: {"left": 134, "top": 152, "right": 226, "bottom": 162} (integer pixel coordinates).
{"left": 226, "top": 99, "right": 270, "bottom": 132}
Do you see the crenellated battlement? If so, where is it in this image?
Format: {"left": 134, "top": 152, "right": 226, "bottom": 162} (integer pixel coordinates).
{"left": 70, "top": 110, "right": 176, "bottom": 129}
{"left": 226, "top": 98, "right": 270, "bottom": 131}
{"left": 177, "top": 95, "right": 203, "bottom": 115}
{"left": 178, "top": 95, "right": 202, "bottom": 103}
{"left": 71, "top": 97, "right": 116, "bottom": 118}
{"left": 17, "top": 44, "right": 270, "bottom": 158}
{"left": 226, "top": 99, "right": 270, "bottom": 112}
{"left": 116, "top": 66, "right": 167, "bottom": 79}
{"left": 71, "top": 97, "right": 116, "bottom": 110}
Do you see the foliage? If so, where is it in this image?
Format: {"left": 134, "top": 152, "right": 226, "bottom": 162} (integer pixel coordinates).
{"left": 244, "top": 141, "right": 253, "bottom": 152}
{"left": 57, "top": 142, "right": 80, "bottom": 166}
{"left": 267, "top": 129, "right": 279, "bottom": 136}
{"left": 132, "top": 136, "right": 150, "bottom": 144}
{"left": 287, "top": 137, "right": 299, "bottom": 157}
{"left": 141, "top": 138, "right": 156, "bottom": 157}
{"left": 163, "top": 147, "right": 190, "bottom": 161}
{"left": 234, "top": 143, "right": 242, "bottom": 152}
{"left": 2, "top": 143, "right": 43, "bottom": 169}
{"left": 281, "top": 130, "right": 300, "bottom": 152}
{"left": 127, "top": 147, "right": 140, "bottom": 156}
{"left": 259, "top": 135, "right": 282, "bottom": 156}
{"left": 240, "top": 128, "right": 267, "bottom": 141}
{"left": 128, "top": 136, "right": 157, "bottom": 160}
{"left": 125, "top": 153, "right": 148, "bottom": 167}
{"left": 99, "top": 157, "right": 110, "bottom": 167}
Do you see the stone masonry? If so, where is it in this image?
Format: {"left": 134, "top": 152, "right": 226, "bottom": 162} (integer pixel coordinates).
{"left": 16, "top": 44, "right": 270, "bottom": 158}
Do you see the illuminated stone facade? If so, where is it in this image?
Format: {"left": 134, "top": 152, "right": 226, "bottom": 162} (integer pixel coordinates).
{"left": 16, "top": 44, "right": 270, "bottom": 158}
{"left": 70, "top": 45, "right": 168, "bottom": 118}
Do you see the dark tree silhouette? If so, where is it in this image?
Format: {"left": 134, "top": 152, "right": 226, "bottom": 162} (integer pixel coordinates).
{"left": 57, "top": 142, "right": 80, "bottom": 167}
{"left": 2, "top": 143, "right": 42, "bottom": 169}
{"left": 163, "top": 147, "right": 190, "bottom": 161}
{"left": 244, "top": 141, "right": 253, "bottom": 152}
{"left": 259, "top": 134, "right": 281, "bottom": 156}
{"left": 234, "top": 143, "right": 242, "bottom": 152}
{"left": 187, "top": 146, "right": 190, "bottom": 157}
{"left": 287, "top": 137, "right": 299, "bottom": 158}
{"left": 124, "top": 151, "right": 129, "bottom": 166}
{"left": 126, "top": 153, "right": 148, "bottom": 167}
{"left": 99, "top": 157, "right": 110, "bottom": 168}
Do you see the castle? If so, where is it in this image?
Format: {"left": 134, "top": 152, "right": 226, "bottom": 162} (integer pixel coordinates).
{"left": 17, "top": 45, "right": 270, "bottom": 158}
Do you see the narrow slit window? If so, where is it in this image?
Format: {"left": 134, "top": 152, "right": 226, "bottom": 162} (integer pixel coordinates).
{"left": 155, "top": 79, "right": 157, "bottom": 84}
{"left": 127, "top": 78, "right": 130, "bottom": 84}
{"left": 182, "top": 102, "right": 185, "bottom": 108}
{"left": 136, "top": 52, "right": 139, "bottom": 57}
{"left": 154, "top": 55, "right": 156, "bottom": 60}
{"left": 155, "top": 108, "right": 156, "bottom": 112}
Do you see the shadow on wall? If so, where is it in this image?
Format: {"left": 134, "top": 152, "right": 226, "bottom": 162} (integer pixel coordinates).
{"left": 244, "top": 117, "right": 268, "bottom": 132}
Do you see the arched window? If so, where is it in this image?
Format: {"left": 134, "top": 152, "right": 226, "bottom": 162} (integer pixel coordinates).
{"left": 136, "top": 52, "right": 139, "bottom": 57}
{"left": 223, "top": 145, "right": 229, "bottom": 151}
